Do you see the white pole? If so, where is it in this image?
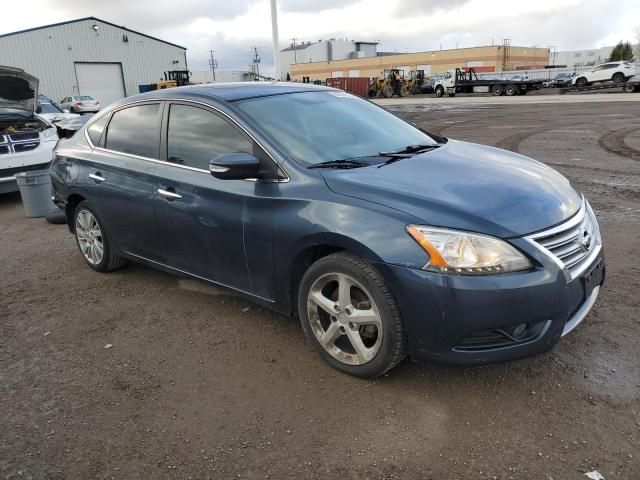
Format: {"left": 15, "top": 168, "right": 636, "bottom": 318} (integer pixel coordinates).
{"left": 270, "top": 0, "right": 280, "bottom": 81}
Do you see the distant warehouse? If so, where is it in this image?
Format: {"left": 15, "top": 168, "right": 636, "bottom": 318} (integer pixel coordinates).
{"left": 290, "top": 45, "right": 550, "bottom": 81}
{"left": 0, "top": 17, "right": 187, "bottom": 106}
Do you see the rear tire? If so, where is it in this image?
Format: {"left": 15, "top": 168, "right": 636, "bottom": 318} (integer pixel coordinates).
{"left": 382, "top": 85, "right": 393, "bottom": 98}
{"left": 491, "top": 84, "right": 504, "bottom": 96}
{"left": 612, "top": 72, "right": 624, "bottom": 84}
{"left": 298, "top": 252, "right": 407, "bottom": 378}
{"left": 505, "top": 84, "right": 517, "bottom": 96}
{"left": 624, "top": 84, "right": 636, "bottom": 93}
{"left": 73, "top": 200, "right": 126, "bottom": 272}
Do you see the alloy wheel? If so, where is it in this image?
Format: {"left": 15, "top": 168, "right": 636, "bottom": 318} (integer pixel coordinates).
{"left": 75, "top": 209, "right": 104, "bottom": 265}
{"left": 306, "top": 272, "right": 383, "bottom": 365}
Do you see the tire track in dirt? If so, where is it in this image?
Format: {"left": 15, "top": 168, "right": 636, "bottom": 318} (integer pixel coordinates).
{"left": 598, "top": 127, "right": 640, "bottom": 161}
{"left": 495, "top": 127, "right": 553, "bottom": 153}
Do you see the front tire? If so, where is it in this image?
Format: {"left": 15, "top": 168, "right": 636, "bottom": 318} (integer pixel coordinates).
{"left": 74, "top": 201, "right": 125, "bottom": 272}
{"left": 298, "top": 253, "right": 407, "bottom": 378}
{"left": 435, "top": 85, "right": 444, "bottom": 97}
{"left": 576, "top": 77, "right": 588, "bottom": 87}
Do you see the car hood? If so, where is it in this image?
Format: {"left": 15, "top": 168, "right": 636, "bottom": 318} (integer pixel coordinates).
{"left": 0, "top": 66, "right": 38, "bottom": 115}
{"left": 321, "top": 140, "right": 582, "bottom": 238}
{"left": 38, "top": 112, "right": 80, "bottom": 123}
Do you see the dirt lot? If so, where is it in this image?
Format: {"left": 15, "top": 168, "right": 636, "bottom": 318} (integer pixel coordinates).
{"left": 1, "top": 98, "right": 639, "bottom": 480}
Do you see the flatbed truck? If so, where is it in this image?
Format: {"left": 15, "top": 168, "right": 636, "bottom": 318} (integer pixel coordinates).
{"left": 434, "top": 68, "right": 544, "bottom": 98}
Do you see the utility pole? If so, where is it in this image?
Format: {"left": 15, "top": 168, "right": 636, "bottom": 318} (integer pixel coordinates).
{"left": 547, "top": 45, "right": 557, "bottom": 66}
{"left": 208, "top": 50, "right": 218, "bottom": 82}
{"left": 291, "top": 37, "right": 298, "bottom": 64}
{"left": 252, "top": 47, "right": 261, "bottom": 80}
{"left": 270, "top": 0, "right": 280, "bottom": 80}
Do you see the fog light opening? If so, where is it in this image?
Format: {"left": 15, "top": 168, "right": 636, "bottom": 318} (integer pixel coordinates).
{"left": 512, "top": 323, "right": 528, "bottom": 339}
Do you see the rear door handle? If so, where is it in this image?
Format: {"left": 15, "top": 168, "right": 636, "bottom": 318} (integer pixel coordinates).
{"left": 157, "top": 188, "right": 182, "bottom": 200}
{"left": 89, "top": 173, "right": 106, "bottom": 183}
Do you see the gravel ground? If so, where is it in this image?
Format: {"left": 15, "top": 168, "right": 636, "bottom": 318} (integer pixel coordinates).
{"left": 1, "top": 98, "right": 639, "bottom": 480}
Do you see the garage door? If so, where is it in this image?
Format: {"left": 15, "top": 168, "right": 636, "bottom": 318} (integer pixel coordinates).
{"left": 75, "top": 63, "right": 125, "bottom": 107}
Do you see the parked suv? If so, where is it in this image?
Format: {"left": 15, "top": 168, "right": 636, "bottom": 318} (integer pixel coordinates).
{"left": 571, "top": 61, "right": 636, "bottom": 87}
{"left": 1, "top": 66, "right": 59, "bottom": 194}
{"left": 50, "top": 83, "right": 605, "bottom": 377}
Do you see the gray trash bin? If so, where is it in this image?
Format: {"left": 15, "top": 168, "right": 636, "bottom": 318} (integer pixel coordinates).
{"left": 15, "top": 170, "right": 53, "bottom": 218}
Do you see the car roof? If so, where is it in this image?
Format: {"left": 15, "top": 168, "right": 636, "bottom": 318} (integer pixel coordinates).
{"left": 125, "top": 82, "right": 335, "bottom": 104}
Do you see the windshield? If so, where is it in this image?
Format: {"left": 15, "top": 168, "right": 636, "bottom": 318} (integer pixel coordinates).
{"left": 38, "top": 102, "right": 62, "bottom": 114}
{"left": 75, "top": 96, "right": 93, "bottom": 101}
{"left": 236, "top": 91, "right": 436, "bottom": 165}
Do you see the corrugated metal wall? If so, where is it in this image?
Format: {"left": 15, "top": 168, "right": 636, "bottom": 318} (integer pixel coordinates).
{"left": 0, "top": 19, "right": 186, "bottom": 104}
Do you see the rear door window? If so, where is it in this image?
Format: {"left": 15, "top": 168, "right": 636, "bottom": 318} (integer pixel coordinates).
{"left": 104, "top": 103, "right": 161, "bottom": 158}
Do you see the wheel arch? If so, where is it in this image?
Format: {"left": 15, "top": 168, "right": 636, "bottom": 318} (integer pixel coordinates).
{"left": 65, "top": 193, "right": 87, "bottom": 232}
{"left": 283, "top": 233, "right": 386, "bottom": 316}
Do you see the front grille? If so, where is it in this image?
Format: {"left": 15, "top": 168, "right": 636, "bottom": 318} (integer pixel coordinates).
{"left": 0, "top": 162, "right": 51, "bottom": 179}
{"left": 13, "top": 142, "right": 40, "bottom": 153}
{"left": 528, "top": 200, "right": 601, "bottom": 280}
{"left": 0, "top": 131, "right": 41, "bottom": 155}
{"left": 9, "top": 131, "right": 39, "bottom": 142}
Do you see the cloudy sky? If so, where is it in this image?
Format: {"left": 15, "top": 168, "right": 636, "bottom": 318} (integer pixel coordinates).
{"left": 1, "top": 0, "right": 638, "bottom": 75}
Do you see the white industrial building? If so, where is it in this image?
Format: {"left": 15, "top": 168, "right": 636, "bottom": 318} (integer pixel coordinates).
{"left": 553, "top": 46, "right": 615, "bottom": 69}
{"left": 279, "top": 39, "right": 378, "bottom": 80}
{"left": 0, "top": 17, "right": 187, "bottom": 107}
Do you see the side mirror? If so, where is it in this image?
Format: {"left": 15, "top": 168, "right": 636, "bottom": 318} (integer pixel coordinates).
{"left": 209, "top": 152, "right": 260, "bottom": 180}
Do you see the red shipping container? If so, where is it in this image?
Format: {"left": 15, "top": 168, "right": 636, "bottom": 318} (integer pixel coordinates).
{"left": 325, "top": 77, "right": 371, "bottom": 97}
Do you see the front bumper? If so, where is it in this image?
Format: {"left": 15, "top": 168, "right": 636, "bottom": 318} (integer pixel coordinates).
{"left": 374, "top": 248, "right": 605, "bottom": 366}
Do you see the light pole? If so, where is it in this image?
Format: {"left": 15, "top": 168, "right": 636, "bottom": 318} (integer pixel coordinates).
{"left": 270, "top": 0, "right": 280, "bottom": 80}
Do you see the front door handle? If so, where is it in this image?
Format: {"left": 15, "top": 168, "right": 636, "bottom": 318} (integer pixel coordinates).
{"left": 157, "top": 188, "right": 182, "bottom": 200}
{"left": 89, "top": 172, "right": 106, "bottom": 183}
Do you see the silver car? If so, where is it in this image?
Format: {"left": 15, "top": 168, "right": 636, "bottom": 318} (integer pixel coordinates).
{"left": 59, "top": 95, "right": 100, "bottom": 113}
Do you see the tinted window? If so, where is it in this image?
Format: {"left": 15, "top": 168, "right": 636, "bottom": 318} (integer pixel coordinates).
{"left": 167, "top": 104, "right": 253, "bottom": 170}
{"left": 105, "top": 104, "right": 160, "bottom": 158}
{"left": 87, "top": 115, "right": 110, "bottom": 146}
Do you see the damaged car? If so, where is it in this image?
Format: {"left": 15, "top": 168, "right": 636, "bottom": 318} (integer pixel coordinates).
{"left": 1, "top": 66, "right": 59, "bottom": 194}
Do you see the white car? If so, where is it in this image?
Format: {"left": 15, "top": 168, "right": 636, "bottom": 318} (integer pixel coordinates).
{"left": 1, "top": 66, "right": 59, "bottom": 194}
{"left": 59, "top": 95, "right": 100, "bottom": 113}
{"left": 572, "top": 61, "right": 637, "bottom": 87}
{"left": 37, "top": 95, "right": 80, "bottom": 123}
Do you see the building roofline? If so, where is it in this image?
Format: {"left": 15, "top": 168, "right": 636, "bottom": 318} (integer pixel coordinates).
{"left": 295, "top": 44, "right": 549, "bottom": 66}
{"left": 0, "top": 16, "right": 187, "bottom": 50}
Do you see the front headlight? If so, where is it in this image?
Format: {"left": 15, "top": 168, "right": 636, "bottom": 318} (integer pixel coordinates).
{"left": 406, "top": 225, "right": 533, "bottom": 275}
{"left": 41, "top": 127, "right": 58, "bottom": 140}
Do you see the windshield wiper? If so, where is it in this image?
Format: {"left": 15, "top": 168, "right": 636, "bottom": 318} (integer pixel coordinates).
{"left": 379, "top": 143, "right": 441, "bottom": 156}
{"left": 377, "top": 144, "right": 441, "bottom": 167}
{"left": 308, "top": 159, "right": 368, "bottom": 169}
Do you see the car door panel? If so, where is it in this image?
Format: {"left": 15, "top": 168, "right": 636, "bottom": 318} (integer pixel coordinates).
{"left": 153, "top": 166, "right": 275, "bottom": 296}
{"left": 153, "top": 102, "right": 275, "bottom": 298}
{"left": 85, "top": 149, "right": 159, "bottom": 260}
{"left": 84, "top": 102, "right": 163, "bottom": 260}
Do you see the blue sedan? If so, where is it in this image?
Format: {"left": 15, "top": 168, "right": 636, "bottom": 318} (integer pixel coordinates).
{"left": 50, "top": 83, "right": 604, "bottom": 377}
